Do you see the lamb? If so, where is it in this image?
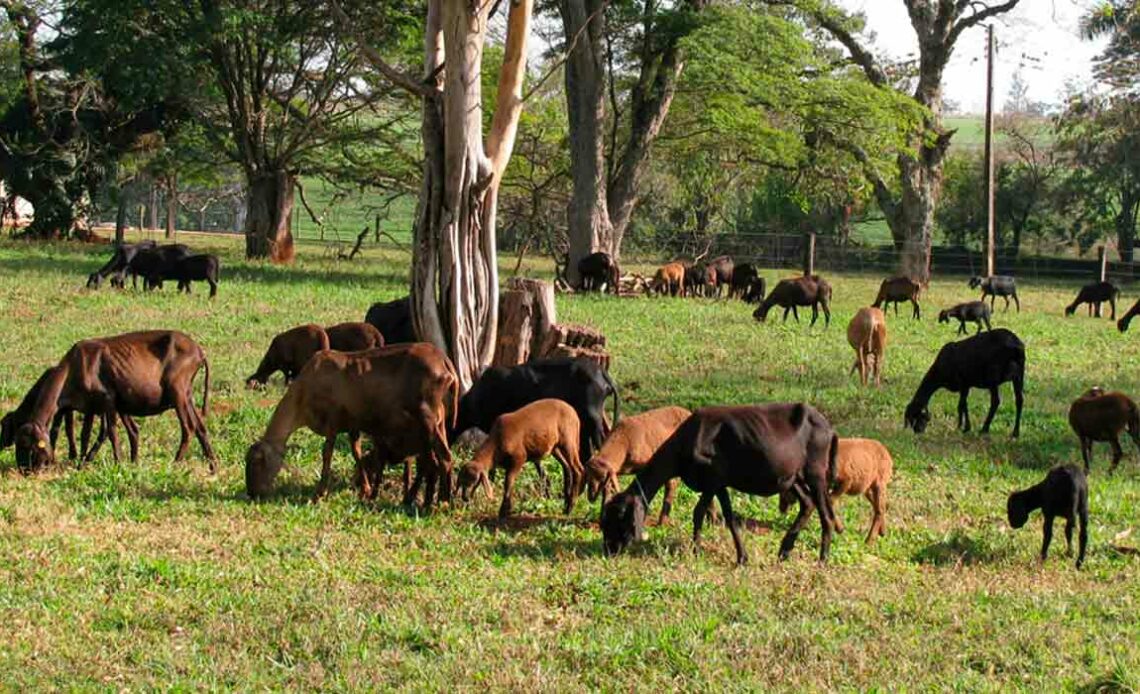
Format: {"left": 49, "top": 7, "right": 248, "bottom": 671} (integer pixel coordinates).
{"left": 1065, "top": 281, "right": 1120, "bottom": 319}
{"left": 86, "top": 240, "right": 156, "bottom": 289}
{"left": 325, "top": 322, "right": 386, "bottom": 352}
{"left": 904, "top": 328, "right": 1025, "bottom": 438}
{"left": 584, "top": 406, "right": 691, "bottom": 520}
{"left": 1068, "top": 388, "right": 1140, "bottom": 473}
{"left": 938, "top": 301, "right": 992, "bottom": 335}
{"left": 846, "top": 307, "right": 887, "bottom": 387}
{"left": 651, "top": 262, "right": 686, "bottom": 297}
{"left": 778, "top": 437, "right": 893, "bottom": 544}
{"left": 170, "top": 254, "right": 221, "bottom": 298}
{"left": 244, "top": 343, "right": 458, "bottom": 508}
{"left": 969, "top": 275, "right": 1020, "bottom": 312}
{"left": 752, "top": 275, "right": 832, "bottom": 327}
{"left": 872, "top": 276, "right": 922, "bottom": 319}
{"left": 13, "top": 331, "right": 215, "bottom": 472}
{"left": 456, "top": 399, "right": 584, "bottom": 519}
{"left": 1117, "top": 299, "right": 1140, "bottom": 332}
{"left": 246, "top": 324, "right": 330, "bottom": 387}
{"left": 1007, "top": 464, "right": 1088, "bottom": 568}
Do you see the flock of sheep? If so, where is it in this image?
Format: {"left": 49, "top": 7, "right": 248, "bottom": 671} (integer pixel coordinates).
{"left": 3, "top": 243, "right": 1140, "bottom": 570}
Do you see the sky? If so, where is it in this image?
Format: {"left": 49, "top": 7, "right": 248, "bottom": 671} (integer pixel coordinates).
{"left": 838, "top": 0, "right": 1109, "bottom": 113}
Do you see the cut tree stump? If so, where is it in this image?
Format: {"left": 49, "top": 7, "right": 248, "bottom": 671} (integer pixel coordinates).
{"left": 493, "top": 277, "right": 612, "bottom": 371}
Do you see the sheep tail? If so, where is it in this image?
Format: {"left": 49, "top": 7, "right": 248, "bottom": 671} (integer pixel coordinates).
{"left": 200, "top": 356, "right": 211, "bottom": 420}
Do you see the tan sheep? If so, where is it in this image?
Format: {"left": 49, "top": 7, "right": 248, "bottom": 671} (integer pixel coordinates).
{"left": 457, "top": 399, "right": 584, "bottom": 519}
{"left": 585, "top": 406, "right": 691, "bottom": 522}
{"left": 1068, "top": 387, "right": 1140, "bottom": 472}
{"left": 779, "top": 437, "right": 893, "bottom": 544}
{"left": 847, "top": 307, "right": 887, "bottom": 386}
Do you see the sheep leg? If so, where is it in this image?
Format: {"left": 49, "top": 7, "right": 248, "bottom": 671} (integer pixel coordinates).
{"left": 1013, "top": 293, "right": 1020, "bottom": 312}
{"left": 498, "top": 460, "right": 523, "bottom": 520}
{"left": 552, "top": 445, "right": 583, "bottom": 513}
{"left": 980, "top": 387, "right": 1001, "bottom": 434}
{"left": 1109, "top": 436, "right": 1124, "bottom": 473}
{"left": 1077, "top": 495, "right": 1089, "bottom": 569}
{"left": 1012, "top": 372, "right": 1024, "bottom": 439}
{"left": 1110, "top": 297, "right": 1117, "bottom": 320}
{"left": 715, "top": 488, "right": 748, "bottom": 566}
{"left": 312, "top": 436, "right": 338, "bottom": 501}
{"left": 778, "top": 483, "right": 814, "bottom": 561}
{"left": 810, "top": 304, "right": 819, "bottom": 327}
{"left": 957, "top": 391, "right": 971, "bottom": 432}
{"left": 63, "top": 411, "right": 77, "bottom": 461}
{"left": 691, "top": 491, "right": 715, "bottom": 554}
{"left": 402, "top": 458, "right": 423, "bottom": 507}
{"left": 829, "top": 493, "right": 845, "bottom": 534}
{"left": 107, "top": 412, "right": 122, "bottom": 464}
{"left": 660, "top": 478, "right": 679, "bottom": 524}
{"left": 1040, "top": 514, "right": 1055, "bottom": 563}
{"left": 956, "top": 320, "right": 966, "bottom": 336}
{"left": 532, "top": 459, "right": 552, "bottom": 498}
{"left": 983, "top": 314, "right": 992, "bottom": 331}
{"left": 172, "top": 399, "right": 194, "bottom": 463}
{"left": 79, "top": 413, "right": 96, "bottom": 463}
{"left": 792, "top": 306, "right": 801, "bottom": 322}
{"left": 782, "top": 306, "right": 791, "bottom": 323}
{"left": 1064, "top": 514, "right": 1074, "bottom": 556}
{"left": 1003, "top": 295, "right": 1011, "bottom": 312}
{"left": 912, "top": 299, "right": 920, "bottom": 320}
{"left": 186, "top": 401, "right": 218, "bottom": 473}
{"left": 123, "top": 415, "right": 139, "bottom": 463}
{"left": 1080, "top": 438, "right": 1092, "bottom": 472}
{"left": 549, "top": 452, "right": 573, "bottom": 514}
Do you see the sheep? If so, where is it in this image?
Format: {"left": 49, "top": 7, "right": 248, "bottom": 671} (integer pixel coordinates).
{"left": 1007, "top": 464, "right": 1088, "bottom": 568}
{"left": 651, "top": 262, "right": 685, "bottom": 297}
{"left": 13, "top": 331, "right": 215, "bottom": 472}
{"left": 904, "top": 328, "right": 1025, "bottom": 438}
{"left": 1068, "top": 388, "right": 1140, "bottom": 473}
{"left": 171, "top": 254, "right": 221, "bottom": 298}
{"left": 245, "top": 343, "right": 459, "bottom": 507}
{"left": 729, "top": 263, "right": 764, "bottom": 302}
{"left": 584, "top": 406, "right": 691, "bottom": 520}
{"left": 872, "top": 276, "right": 922, "bottom": 319}
{"left": 938, "top": 300, "right": 992, "bottom": 335}
{"left": 456, "top": 399, "right": 584, "bottom": 519}
{"left": 86, "top": 240, "right": 156, "bottom": 289}
{"left": 847, "top": 307, "right": 887, "bottom": 387}
{"left": 752, "top": 275, "right": 832, "bottom": 327}
{"left": 325, "top": 322, "right": 385, "bottom": 352}
{"left": 969, "top": 275, "right": 1020, "bottom": 312}
{"left": 778, "top": 437, "right": 893, "bottom": 544}
{"left": 1118, "top": 299, "right": 1140, "bottom": 332}
{"left": 1066, "top": 281, "right": 1120, "bottom": 319}
{"left": 703, "top": 256, "right": 734, "bottom": 298}
{"left": 246, "top": 324, "right": 330, "bottom": 387}
{"left": 364, "top": 296, "right": 416, "bottom": 344}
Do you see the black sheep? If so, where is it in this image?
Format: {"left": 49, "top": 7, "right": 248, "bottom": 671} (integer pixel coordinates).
{"left": 938, "top": 301, "right": 992, "bottom": 335}
{"left": 1007, "top": 464, "right": 1088, "bottom": 569}
{"left": 1065, "top": 281, "right": 1119, "bottom": 319}
{"left": 968, "top": 275, "right": 1020, "bottom": 312}
{"left": 904, "top": 328, "right": 1025, "bottom": 438}
{"left": 172, "top": 254, "right": 221, "bottom": 298}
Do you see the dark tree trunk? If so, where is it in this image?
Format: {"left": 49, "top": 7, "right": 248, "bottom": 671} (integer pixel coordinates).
{"left": 1117, "top": 197, "right": 1137, "bottom": 263}
{"left": 165, "top": 173, "right": 177, "bottom": 238}
{"left": 244, "top": 170, "right": 296, "bottom": 263}
{"left": 114, "top": 189, "right": 128, "bottom": 246}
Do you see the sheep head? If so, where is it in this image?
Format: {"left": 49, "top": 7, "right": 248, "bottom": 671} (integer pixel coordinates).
{"left": 600, "top": 490, "right": 646, "bottom": 557}
{"left": 245, "top": 439, "right": 285, "bottom": 499}
{"left": 14, "top": 422, "right": 53, "bottom": 473}
{"left": 904, "top": 401, "right": 930, "bottom": 434}
{"left": 1006, "top": 493, "right": 1030, "bottom": 529}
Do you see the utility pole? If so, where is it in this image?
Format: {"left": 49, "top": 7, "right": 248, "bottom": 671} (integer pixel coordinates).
{"left": 984, "top": 24, "right": 996, "bottom": 278}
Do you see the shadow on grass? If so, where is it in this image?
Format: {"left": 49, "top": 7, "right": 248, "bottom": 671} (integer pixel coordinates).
{"left": 911, "top": 529, "right": 1013, "bottom": 566}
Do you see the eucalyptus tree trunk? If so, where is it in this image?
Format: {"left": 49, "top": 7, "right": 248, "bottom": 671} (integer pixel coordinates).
{"left": 410, "top": 0, "right": 533, "bottom": 390}
{"left": 244, "top": 170, "right": 296, "bottom": 263}
{"left": 165, "top": 173, "right": 177, "bottom": 238}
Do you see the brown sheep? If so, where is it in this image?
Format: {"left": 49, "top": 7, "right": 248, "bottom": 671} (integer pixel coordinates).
{"left": 457, "top": 399, "right": 584, "bottom": 519}
{"left": 872, "top": 276, "right": 922, "bottom": 319}
{"left": 245, "top": 343, "right": 459, "bottom": 508}
{"left": 1068, "top": 388, "right": 1140, "bottom": 472}
{"left": 779, "top": 437, "right": 893, "bottom": 544}
{"left": 752, "top": 275, "right": 832, "bottom": 327}
{"left": 13, "top": 331, "right": 215, "bottom": 472}
{"left": 651, "top": 262, "right": 686, "bottom": 297}
{"left": 847, "top": 307, "right": 887, "bottom": 387}
{"left": 585, "top": 406, "right": 691, "bottom": 521}
{"left": 326, "top": 322, "right": 385, "bottom": 351}
{"left": 246, "top": 324, "right": 330, "bottom": 387}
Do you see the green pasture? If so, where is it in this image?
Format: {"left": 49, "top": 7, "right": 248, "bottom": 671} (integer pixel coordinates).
{"left": 1, "top": 234, "right": 1139, "bottom": 690}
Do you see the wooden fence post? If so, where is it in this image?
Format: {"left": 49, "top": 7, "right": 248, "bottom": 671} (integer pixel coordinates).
{"left": 803, "top": 232, "right": 816, "bottom": 276}
{"left": 1099, "top": 245, "right": 1108, "bottom": 282}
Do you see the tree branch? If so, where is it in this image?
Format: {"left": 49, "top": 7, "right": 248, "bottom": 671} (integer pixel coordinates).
{"left": 949, "top": 0, "right": 1022, "bottom": 46}
{"left": 329, "top": 0, "right": 435, "bottom": 98}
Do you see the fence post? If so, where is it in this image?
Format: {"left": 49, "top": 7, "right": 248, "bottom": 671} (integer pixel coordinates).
{"left": 803, "top": 232, "right": 815, "bottom": 276}
{"left": 1099, "top": 245, "right": 1108, "bottom": 282}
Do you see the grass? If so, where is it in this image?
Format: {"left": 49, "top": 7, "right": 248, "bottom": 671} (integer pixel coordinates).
{"left": 3, "top": 233, "right": 1140, "bottom": 690}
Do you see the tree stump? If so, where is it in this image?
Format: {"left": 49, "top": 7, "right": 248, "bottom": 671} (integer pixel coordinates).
{"left": 492, "top": 289, "right": 534, "bottom": 368}
{"left": 493, "top": 277, "right": 612, "bottom": 371}
{"left": 507, "top": 277, "right": 555, "bottom": 358}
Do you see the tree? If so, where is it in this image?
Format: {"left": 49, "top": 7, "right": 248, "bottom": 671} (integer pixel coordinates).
{"left": 1084, "top": 0, "right": 1140, "bottom": 93}
{"left": 1054, "top": 93, "right": 1140, "bottom": 261}
{"left": 781, "top": 0, "right": 1023, "bottom": 281}
{"left": 344, "top": 0, "right": 534, "bottom": 388}
{"left": 557, "top": 0, "right": 708, "bottom": 286}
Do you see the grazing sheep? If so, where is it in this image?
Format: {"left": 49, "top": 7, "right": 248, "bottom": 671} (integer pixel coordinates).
{"left": 651, "top": 262, "right": 686, "bottom": 297}
{"left": 244, "top": 343, "right": 459, "bottom": 507}
{"left": 1068, "top": 388, "right": 1140, "bottom": 473}
{"left": 904, "top": 328, "right": 1025, "bottom": 438}
{"left": 364, "top": 296, "right": 416, "bottom": 344}
{"left": 13, "top": 331, "right": 215, "bottom": 472}
{"left": 778, "top": 437, "right": 893, "bottom": 544}
{"left": 969, "top": 275, "right": 1020, "bottom": 312}
{"left": 752, "top": 275, "right": 832, "bottom": 328}
{"left": 86, "top": 240, "right": 156, "bottom": 289}
{"left": 1065, "top": 281, "right": 1119, "bottom": 319}
{"left": 938, "top": 301, "right": 992, "bottom": 335}
{"left": 683, "top": 263, "right": 707, "bottom": 297}
{"left": 601, "top": 403, "right": 839, "bottom": 565}
{"left": 577, "top": 252, "right": 620, "bottom": 294}
{"left": 729, "top": 263, "right": 764, "bottom": 302}
{"left": 246, "top": 324, "right": 330, "bottom": 387}
{"left": 457, "top": 399, "right": 584, "bottom": 519}
{"left": 703, "top": 256, "right": 734, "bottom": 298}
{"left": 847, "top": 307, "right": 887, "bottom": 387}
{"left": 171, "top": 254, "right": 221, "bottom": 298}
{"left": 872, "top": 276, "right": 922, "bottom": 319}
{"left": 584, "top": 406, "right": 692, "bottom": 520}
{"left": 1008, "top": 464, "right": 1088, "bottom": 568}
{"left": 1118, "top": 299, "right": 1140, "bottom": 332}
